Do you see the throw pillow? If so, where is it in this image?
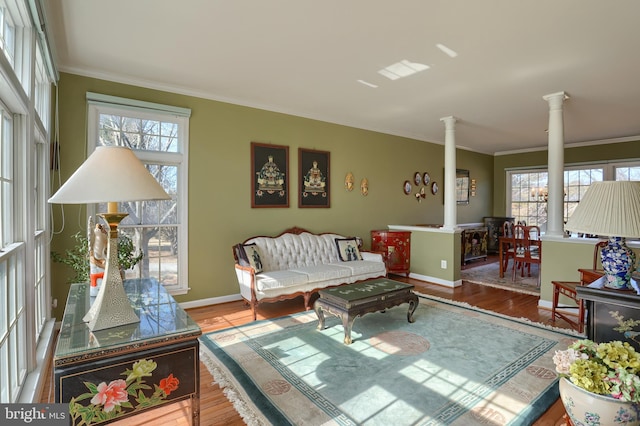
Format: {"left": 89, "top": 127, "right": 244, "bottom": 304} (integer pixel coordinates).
{"left": 335, "top": 238, "right": 363, "bottom": 261}
{"left": 236, "top": 243, "right": 264, "bottom": 273}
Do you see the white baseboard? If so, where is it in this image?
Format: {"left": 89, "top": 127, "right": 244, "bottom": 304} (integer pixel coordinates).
{"left": 179, "top": 293, "right": 243, "bottom": 310}
{"left": 409, "top": 272, "right": 462, "bottom": 288}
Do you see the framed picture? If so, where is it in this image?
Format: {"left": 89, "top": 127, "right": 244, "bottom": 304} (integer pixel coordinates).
{"left": 251, "top": 142, "right": 289, "bottom": 208}
{"left": 299, "top": 148, "right": 330, "bottom": 208}
{"left": 456, "top": 169, "right": 470, "bottom": 205}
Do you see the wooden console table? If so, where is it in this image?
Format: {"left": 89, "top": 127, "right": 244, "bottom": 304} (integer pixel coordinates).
{"left": 54, "top": 279, "right": 202, "bottom": 425}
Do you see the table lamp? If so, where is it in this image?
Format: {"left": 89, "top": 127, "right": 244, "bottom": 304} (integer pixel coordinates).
{"left": 564, "top": 181, "right": 640, "bottom": 290}
{"left": 49, "top": 146, "right": 170, "bottom": 331}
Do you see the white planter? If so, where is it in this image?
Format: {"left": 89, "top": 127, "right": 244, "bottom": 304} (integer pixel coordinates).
{"left": 559, "top": 377, "right": 640, "bottom": 426}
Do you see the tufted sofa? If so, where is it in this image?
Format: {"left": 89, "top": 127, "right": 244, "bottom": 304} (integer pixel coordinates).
{"left": 233, "top": 227, "right": 387, "bottom": 320}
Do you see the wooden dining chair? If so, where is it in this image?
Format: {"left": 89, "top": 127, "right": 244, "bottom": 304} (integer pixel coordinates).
{"left": 550, "top": 240, "right": 608, "bottom": 332}
{"left": 512, "top": 224, "right": 541, "bottom": 283}
{"left": 501, "top": 221, "right": 516, "bottom": 273}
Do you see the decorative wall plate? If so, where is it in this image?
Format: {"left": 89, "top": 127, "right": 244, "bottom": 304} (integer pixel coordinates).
{"left": 423, "top": 172, "right": 430, "bottom": 185}
{"left": 431, "top": 181, "right": 439, "bottom": 194}
{"left": 414, "top": 172, "right": 422, "bottom": 186}
{"left": 403, "top": 180, "right": 412, "bottom": 194}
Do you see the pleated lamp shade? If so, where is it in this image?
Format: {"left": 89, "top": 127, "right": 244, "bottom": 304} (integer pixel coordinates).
{"left": 564, "top": 181, "right": 640, "bottom": 238}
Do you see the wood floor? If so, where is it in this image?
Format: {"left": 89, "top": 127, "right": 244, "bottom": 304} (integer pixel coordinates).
{"left": 41, "top": 262, "right": 572, "bottom": 425}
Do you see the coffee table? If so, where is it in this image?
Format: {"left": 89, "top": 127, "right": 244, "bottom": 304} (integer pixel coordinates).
{"left": 314, "top": 278, "right": 419, "bottom": 344}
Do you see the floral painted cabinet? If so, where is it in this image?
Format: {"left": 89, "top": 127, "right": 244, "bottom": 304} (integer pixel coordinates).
{"left": 371, "top": 230, "right": 411, "bottom": 276}
{"left": 54, "top": 280, "right": 201, "bottom": 425}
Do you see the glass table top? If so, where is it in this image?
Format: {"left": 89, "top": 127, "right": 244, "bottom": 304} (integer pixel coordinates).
{"left": 54, "top": 278, "right": 201, "bottom": 363}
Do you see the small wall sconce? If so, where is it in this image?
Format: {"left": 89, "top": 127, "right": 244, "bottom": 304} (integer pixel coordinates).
{"left": 470, "top": 178, "right": 477, "bottom": 197}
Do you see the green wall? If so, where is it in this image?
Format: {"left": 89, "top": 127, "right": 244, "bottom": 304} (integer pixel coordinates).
{"left": 50, "top": 72, "right": 494, "bottom": 319}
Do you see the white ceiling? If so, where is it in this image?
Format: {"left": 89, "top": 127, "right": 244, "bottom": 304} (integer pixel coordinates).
{"left": 43, "top": 0, "right": 640, "bottom": 155}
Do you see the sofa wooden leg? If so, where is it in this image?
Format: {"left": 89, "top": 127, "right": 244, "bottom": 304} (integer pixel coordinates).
{"left": 303, "top": 292, "right": 312, "bottom": 310}
{"left": 251, "top": 301, "right": 257, "bottom": 321}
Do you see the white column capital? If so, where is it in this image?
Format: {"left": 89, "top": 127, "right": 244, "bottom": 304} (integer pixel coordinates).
{"left": 543, "top": 92, "right": 570, "bottom": 109}
{"left": 440, "top": 116, "right": 458, "bottom": 128}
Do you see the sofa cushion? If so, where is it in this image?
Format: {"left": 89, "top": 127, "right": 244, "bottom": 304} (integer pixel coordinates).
{"left": 335, "top": 237, "right": 363, "bottom": 261}
{"left": 290, "top": 264, "right": 352, "bottom": 284}
{"left": 256, "top": 270, "right": 309, "bottom": 292}
{"left": 328, "top": 260, "right": 386, "bottom": 277}
{"left": 236, "top": 243, "right": 264, "bottom": 273}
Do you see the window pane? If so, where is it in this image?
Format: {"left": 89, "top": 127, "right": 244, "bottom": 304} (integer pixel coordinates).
{"left": 98, "top": 113, "right": 179, "bottom": 153}
{"left": 615, "top": 166, "right": 640, "bottom": 181}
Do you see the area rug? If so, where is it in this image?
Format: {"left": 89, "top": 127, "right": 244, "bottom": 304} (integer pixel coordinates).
{"left": 200, "top": 294, "right": 578, "bottom": 426}
{"left": 461, "top": 261, "right": 540, "bottom": 295}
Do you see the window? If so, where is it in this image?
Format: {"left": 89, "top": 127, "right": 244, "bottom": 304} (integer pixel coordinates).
{"left": 0, "top": 4, "right": 15, "bottom": 67}
{"left": 507, "top": 161, "right": 639, "bottom": 232}
{"left": 615, "top": 165, "right": 640, "bottom": 181}
{"left": 0, "top": 0, "right": 55, "bottom": 403}
{"left": 87, "top": 94, "right": 190, "bottom": 294}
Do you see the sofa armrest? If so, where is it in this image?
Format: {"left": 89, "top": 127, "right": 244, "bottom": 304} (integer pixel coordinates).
{"left": 234, "top": 263, "right": 257, "bottom": 302}
{"left": 361, "top": 251, "right": 384, "bottom": 262}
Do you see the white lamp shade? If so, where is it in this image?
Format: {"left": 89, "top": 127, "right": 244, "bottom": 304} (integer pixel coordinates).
{"left": 48, "top": 146, "right": 170, "bottom": 204}
{"left": 564, "top": 181, "right": 640, "bottom": 238}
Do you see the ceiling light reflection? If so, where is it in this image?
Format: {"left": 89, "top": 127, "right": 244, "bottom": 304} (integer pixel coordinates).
{"left": 436, "top": 43, "right": 458, "bottom": 58}
{"left": 378, "top": 60, "right": 429, "bottom": 80}
{"left": 357, "top": 79, "right": 378, "bottom": 88}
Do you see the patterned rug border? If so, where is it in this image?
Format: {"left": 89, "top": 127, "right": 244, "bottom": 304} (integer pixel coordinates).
{"left": 200, "top": 294, "right": 583, "bottom": 425}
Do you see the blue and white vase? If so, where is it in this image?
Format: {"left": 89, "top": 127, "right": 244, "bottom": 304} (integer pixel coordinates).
{"left": 601, "top": 237, "right": 637, "bottom": 290}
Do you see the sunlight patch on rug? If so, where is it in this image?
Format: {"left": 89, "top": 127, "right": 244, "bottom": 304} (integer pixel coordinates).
{"left": 200, "top": 296, "right": 578, "bottom": 425}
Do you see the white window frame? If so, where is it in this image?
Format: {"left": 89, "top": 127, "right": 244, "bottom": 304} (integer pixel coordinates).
{"left": 0, "top": 0, "right": 56, "bottom": 404}
{"left": 86, "top": 94, "right": 190, "bottom": 295}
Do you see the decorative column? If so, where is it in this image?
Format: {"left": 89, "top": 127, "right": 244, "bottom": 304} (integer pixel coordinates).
{"left": 542, "top": 91, "right": 569, "bottom": 238}
{"left": 441, "top": 116, "right": 457, "bottom": 230}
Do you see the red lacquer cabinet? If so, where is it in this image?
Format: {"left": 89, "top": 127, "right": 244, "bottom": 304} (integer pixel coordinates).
{"left": 370, "top": 230, "right": 411, "bottom": 276}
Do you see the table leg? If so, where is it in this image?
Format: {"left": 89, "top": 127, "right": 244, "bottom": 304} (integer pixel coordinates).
{"left": 551, "top": 284, "right": 560, "bottom": 322}
{"left": 314, "top": 301, "right": 326, "bottom": 330}
{"left": 191, "top": 393, "right": 200, "bottom": 426}
{"left": 499, "top": 240, "right": 504, "bottom": 278}
{"left": 407, "top": 294, "right": 418, "bottom": 323}
{"left": 342, "top": 314, "right": 355, "bottom": 345}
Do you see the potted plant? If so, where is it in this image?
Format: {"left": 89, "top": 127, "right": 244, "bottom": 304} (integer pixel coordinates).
{"left": 553, "top": 339, "right": 640, "bottom": 425}
{"left": 52, "top": 231, "right": 144, "bottom": 284}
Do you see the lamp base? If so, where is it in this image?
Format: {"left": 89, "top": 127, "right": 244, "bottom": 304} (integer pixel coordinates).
{"left": 83, "top": 213, "right": 139, "bottom": 331}
{"left": 601, "top": 236, "right": 637, "bottom": 290}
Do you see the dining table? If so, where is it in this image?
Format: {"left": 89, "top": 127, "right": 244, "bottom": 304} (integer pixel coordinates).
{"left": 498, "top": 236, "right": 542, "bottom": 278}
